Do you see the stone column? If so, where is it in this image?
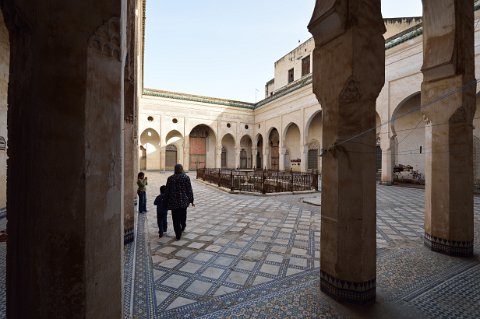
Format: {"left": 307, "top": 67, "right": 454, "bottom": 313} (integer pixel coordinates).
{"left": 301, "top": 144, "right": 308, "bottom": 172}
{"left": 123, "top": 0, "right": 137, "bottom": 245}
{"left": 160, "top": 146, "right": 166, "bottom": 171}
{"left": 235, "top": 147, "right": 241, "bottom": 169}
{"left": 380, "top": 133, "right": 395, "bottom": 185}
{"left": 2, "top": 0, "right": 126, "bottom": 317}
{"left": 252, "top": 146, "right": 257, "bottom": 168}
{"left": 279, "top": 147, "right": 286, "bottom": 171}
{"left": 124, "top": 117, "right": 135, "bottom": 244}
{"left": 183, "top": 139, "right": 190, "bottom": 171}
{"left": 216, "top": 145, "right": 222, "bottom": 168}
{"left": 263, "top": 147, "right": 270, "bottom": 170}
{"left": 421, "top": 0, "right": 475, "bottom": 257}
{"left": 308, "top": 0, "right": 385, "bottom": 304}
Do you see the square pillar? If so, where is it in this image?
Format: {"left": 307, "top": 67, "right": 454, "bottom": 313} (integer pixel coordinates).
{"left": 421, "top": 0, "right": 475, "bottom": 257}
{"left": 309, "top": 0, "right": 385, "bottom": 304}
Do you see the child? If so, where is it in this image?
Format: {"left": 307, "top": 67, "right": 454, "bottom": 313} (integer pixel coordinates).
{"left": 154, "top": 185, "right": 168, "bottom": 238}
{"left": 137, "top": 172, "right": 148, "bottom": 213}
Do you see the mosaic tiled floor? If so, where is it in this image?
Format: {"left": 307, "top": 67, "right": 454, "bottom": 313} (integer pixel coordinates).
{"left": 124, "top": 172, "right": 480, "bottom": 319}
{"left": 0, "top": 175, "right": 478, "bottom": 318}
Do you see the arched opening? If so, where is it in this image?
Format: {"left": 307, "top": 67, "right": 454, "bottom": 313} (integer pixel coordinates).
{"left": 221, "top": 146, "right": 227, "bottom": 168}
{"left": 165, "top": 130, "right": 183, "bottom": 169}
{"left": 256, "top": 134, "right": 263, "bottom": 169}
{"left": 308, "top": 140, "right": 320, "bottom": 171}
{"left": 140, "top": 128, "right": 161, "bottom": 170}
{"left": 221, "top": 133, "right": 235, "bottom": 169}
{"left": 240, "top": 149, "right": 247, "bottom": 169}
{"left": 240, "top": 135, "right": 253, "bottom": 169}
{"left": 306, "top": 111, "right": 322, "bottom": 172}
{"left": 284, "top": 123, "right": 301, "bottom": 172}
{"left": 268, "top": 128, "right": 279, "bottom": 170}
{"left": 189, "top": 124, "right": 216, "bottom": 170}
{"left": 391, "top": 92, "right": 424, "bottom": 175}
{"left": 165, "top": 144, "right": 177, "bottom": 170}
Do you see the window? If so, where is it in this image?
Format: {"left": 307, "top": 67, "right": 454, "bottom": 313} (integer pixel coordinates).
{"left": 288, "top": 68, "right": 294, "bottom": 83}
{"left": 302, "top": 55, "right": 310, "bottom": 76}
{"left": 147, "top": 116, "right": 153, "bottom": 121}
{"left": 0, "top": 137, "right": 5, "bottom": 151}
{"left": 172, "top": 118, "right": 178, "bottom": 124}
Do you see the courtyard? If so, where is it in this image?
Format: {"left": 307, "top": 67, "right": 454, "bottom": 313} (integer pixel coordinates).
{"left": 124, "top": 172, "right": 480, "bottom": 319}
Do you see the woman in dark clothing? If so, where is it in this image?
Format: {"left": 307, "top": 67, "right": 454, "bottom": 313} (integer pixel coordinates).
{"left": 165, "top": 164, "right": 194, "bottom": 240}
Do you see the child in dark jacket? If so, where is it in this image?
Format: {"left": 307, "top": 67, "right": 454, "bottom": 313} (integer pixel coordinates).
{"left": 153, "top": 185, "right": 168, "bottom": 238}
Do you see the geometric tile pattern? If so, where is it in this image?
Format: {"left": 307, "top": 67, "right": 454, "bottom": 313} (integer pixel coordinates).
{"left": 410, "top": 264, "right": 480, "bottom": 319}
{"left": 134, "top": 173, "right": 480, "bottom": 319}
{"left": 0, "top": 174, "right": 479, "bottom": 318}
{"left": 144, "top": 173, "right": 320, "bottom": 318}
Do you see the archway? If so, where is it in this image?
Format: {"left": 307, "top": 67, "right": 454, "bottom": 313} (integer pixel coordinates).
{"left": 221, "top": 133, "right": 235, "bottom": 169}
{"left": 240, "top": 135, "right": 253, "bottom": 169}
{"left": 189, "top": 124, "right": 216, "bottom": 170}
{"left": 284, "top": 123, "right": 301, "bottom": 172}
{"left": 306, "top": 111, "right": 322, "bottom": 172}
{"left": 256, "top": 134, "right": 263, "bottom": 169}
{"left": 391, "top": 92, "right": 424, "bottom": 174}
{"left": 140, "top": 128, "right": 161, "bottom": 170}
{"left": 165, "top": 130, "right": 183, "bottom": 169}
{"left": 268, "top": 128, "right": 279, "bottom": 170}
{"left": 165, "top": 144, "right": 177, "bottom": 170}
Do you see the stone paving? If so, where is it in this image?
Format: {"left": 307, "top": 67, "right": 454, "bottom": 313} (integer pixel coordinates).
{"left": 126, "top": 172, "right": 480, "bottom": 319}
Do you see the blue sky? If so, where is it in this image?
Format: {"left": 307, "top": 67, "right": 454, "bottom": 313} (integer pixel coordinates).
{"left": 144, "top": 0, "right": 422, "bottom": 102}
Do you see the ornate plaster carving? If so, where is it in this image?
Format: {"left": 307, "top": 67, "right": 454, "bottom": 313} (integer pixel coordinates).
{"left": 89, "top": 17, "right": 121, "bottom": 61}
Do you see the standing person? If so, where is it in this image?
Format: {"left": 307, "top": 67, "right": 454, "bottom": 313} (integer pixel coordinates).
{"left": 165, "top": 164, "right": 194, "bottom": 240}
{"left": 154, "top": 185, "right": 168, "bottom": 238}
{"left": 137, "top": 172, "right": 148, "bottom": 213}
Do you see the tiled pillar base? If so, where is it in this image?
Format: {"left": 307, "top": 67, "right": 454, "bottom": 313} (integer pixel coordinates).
{"left": 424, "top": 233, "right": 473, "bottom": 257}
{"left": 320, "top": 271, "right": 376, "bottom": 304}
{"left": 124, "top": 227, "right": 135, "bottom": 245}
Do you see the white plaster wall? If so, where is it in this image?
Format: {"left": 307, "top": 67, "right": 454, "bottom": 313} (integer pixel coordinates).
{"left": 273, "top": 38, "right": 315, "bottom": 91}
{"left": 0, "top": 11, "right": 9, "bottom": 210}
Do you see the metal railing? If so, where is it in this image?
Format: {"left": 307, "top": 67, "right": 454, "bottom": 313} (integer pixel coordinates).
{"left": 196, "top": 168, "right": 319, "bottom": 194}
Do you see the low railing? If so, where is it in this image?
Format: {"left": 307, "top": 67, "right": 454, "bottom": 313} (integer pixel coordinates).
{"left": 196, "top": 168, "right": 319, "bottom": 194}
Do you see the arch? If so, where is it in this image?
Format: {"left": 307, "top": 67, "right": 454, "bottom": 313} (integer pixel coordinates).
{"left": 282, "top": 121, "right": 301, "bottom": 142}
{"left": 139, "top": 128, "right": 161, "bottom": 170}
{"left": 165, "top": 129, "right": 183, "bottom": 145}
{"left": 240, "top": 135, "right": 253, "bottom": 169}
{"left": 284, "top": 123, "right": 301, "bottom": 172}
{"left": 391, "top": 92, "right": 421, "bottom": 135}
{"left": 268, "top": 128, "right": 280, "bottom": 170}
{"left": 165, "top": 144, "right": 177, "bottom": 170}
{"left": 221, "top": 133, "right": 236, "bottom": 168}
{"left": 188, "top": 123, "right": 217, "bottom": 139}
{"left": 189, "top": 124, "right": 217, "bottom": 169}
{"left": 304, "top": 110, "right": 322, "bottom": 138}
{"left": 391, "top": 92, "right": 424, "bottom": 174}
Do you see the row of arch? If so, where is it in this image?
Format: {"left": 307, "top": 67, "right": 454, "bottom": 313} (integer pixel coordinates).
{"left": 139, "top": 111, "right": 324, "bottom": 172}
